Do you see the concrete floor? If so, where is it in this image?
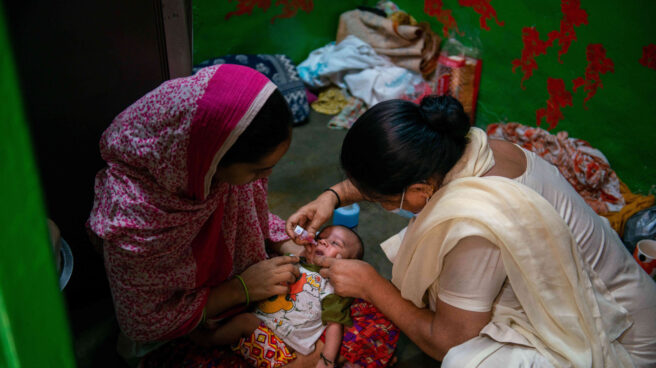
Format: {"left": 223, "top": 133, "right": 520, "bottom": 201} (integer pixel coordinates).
{"left": 268, "top": 109, "right": 438, "bottom": 367}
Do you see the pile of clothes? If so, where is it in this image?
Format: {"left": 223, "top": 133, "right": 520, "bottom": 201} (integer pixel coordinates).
{"left": 298, "top": 1, "right": 481, "bottom": 129}
{"left": 194, "top": 1, "right": 482, "bottom": 129}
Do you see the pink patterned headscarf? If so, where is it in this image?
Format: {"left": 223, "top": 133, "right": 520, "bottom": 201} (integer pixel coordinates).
{"left": 88, "top": 65, "right": 289, "bottom": 342}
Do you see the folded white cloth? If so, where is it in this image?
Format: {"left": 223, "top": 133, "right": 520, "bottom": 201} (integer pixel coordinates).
{"left": 297, "top": 35, "right": 425, "bottom": 106}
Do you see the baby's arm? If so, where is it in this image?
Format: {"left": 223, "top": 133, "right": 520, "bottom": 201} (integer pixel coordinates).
{"left": 189, "top": 312, "right": 261, "bottom": 347}
{"left": 269, "top": 239, "right": 305, "bottom": 256}
{"left": 317, "top": 322, "right": 342, "bottom": 368}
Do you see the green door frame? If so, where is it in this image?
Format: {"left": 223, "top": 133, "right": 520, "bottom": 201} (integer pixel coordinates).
{"left": 0, "top": 3, "right": 76, "bottom": 367}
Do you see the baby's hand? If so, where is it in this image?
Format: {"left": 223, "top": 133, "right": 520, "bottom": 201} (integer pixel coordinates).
{"left": 302, "top": 242, "right": 316, "bottom": 262}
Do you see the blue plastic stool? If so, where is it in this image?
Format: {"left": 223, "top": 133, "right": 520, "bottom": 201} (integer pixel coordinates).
{"left": 333, "top": 203, "right": 360, "bottom": 230}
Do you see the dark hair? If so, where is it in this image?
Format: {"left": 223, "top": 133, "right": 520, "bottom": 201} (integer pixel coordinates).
{"left": 220, "top": 88, "right": 292, "bottom": 166}
{"left": 318, "top": 225, "right": 365, "bottom": 260}
{"left": 340, "top": 95, "right": 470, "bottom": 198}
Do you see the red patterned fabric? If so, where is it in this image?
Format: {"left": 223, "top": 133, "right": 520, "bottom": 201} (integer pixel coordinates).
{"left": 233, "top": 324, "right": 296, "bottom": 367}
{"left": 487, "top": 122, "right": 624, "bottom": 214}
{"left": 338, "top": 299, "right": 400, "bottom": 368}
{"left": 232, "top": 300, "right": 399, "bottom": 368}
{"left": 88, "top": 64, "right": 290, "bottom": 342}
{"left": 142, "top": 299, "right": 399, "bottom": 367}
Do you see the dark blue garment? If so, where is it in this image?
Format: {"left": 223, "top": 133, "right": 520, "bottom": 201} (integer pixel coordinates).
{"left": 194, "top": 54, "right": 310, "bottom": 125}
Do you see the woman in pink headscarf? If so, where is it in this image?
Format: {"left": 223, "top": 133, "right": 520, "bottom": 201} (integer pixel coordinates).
{"left": 88, "top": 64, "right": 311, "bottom": 366}
{"left": 89, "top": 64, "right": 399, "bottom": 368}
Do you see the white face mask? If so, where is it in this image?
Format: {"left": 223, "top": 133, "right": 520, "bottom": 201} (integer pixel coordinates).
{"left": 388, "top": 189, "right": 416, "bottom": 219}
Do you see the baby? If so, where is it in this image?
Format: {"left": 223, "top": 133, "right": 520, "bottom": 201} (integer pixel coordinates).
{"left": 202, "top": 225, "right": 364, "bottom": 368}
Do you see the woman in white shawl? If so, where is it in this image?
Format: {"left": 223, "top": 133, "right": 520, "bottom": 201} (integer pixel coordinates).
{"left": 286, "top": 95, "right": 656, "bottom": 367}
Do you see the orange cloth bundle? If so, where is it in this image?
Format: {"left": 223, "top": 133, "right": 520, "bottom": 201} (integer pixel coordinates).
{"left": 602, "top": 181, "right": 655, "bottom": 237}
{"left": 336, "top": 9, "right": 440, "bottom": 77}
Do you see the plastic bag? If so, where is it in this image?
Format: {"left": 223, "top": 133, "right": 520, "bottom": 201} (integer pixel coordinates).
{"left": 623, "top": 205, "right": 656, "bottom": 254}
{"left": 435, "top": 38, "right": 482, "bottom": 124}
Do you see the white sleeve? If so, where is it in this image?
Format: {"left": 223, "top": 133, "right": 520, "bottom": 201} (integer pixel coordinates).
{"left": 436, "top": 224, "right": 507, "bottom": 312}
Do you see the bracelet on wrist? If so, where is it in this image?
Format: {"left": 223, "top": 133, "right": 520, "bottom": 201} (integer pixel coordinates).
{"left": 324, "top": 188, "right": 341, "bottom": 209}
{"left": 234, "top": 274, "right": 249, "bottom": 307}
{"left": 319, "top": 352, "right": 336, "bottom": 367}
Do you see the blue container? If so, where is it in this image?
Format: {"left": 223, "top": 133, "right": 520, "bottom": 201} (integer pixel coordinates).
{"left": 59, "top": 238, "right": 74, "bottom": 290}
{"left": 333, "top": 203, "right": 360, "bottom": 230}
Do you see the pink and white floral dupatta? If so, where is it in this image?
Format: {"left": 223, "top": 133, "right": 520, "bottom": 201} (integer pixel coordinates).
{"left": 88, "top": 64, "right": 289, "bottom": 342}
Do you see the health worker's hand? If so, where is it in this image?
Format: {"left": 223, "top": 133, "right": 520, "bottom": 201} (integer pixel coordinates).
{"left": 286, "top": 191, "right": 337, "bottom": 243}
{"left": 314, "top": 255, "right": 381, "bottom": 301}
{"left": 240, "top": 255, "right": 300, "bottom": 301}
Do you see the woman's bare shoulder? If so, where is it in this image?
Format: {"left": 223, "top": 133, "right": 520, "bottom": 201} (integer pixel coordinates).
{"left": 484, "top": 139, "right": 527, "bottom": 179}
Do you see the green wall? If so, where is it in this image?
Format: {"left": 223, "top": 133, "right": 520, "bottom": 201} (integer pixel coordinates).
{"left": 194, "top": 0, "right": 655, "bottom": 193}
{"left": 192, "top": 0, "right": 364, "bottom": 64}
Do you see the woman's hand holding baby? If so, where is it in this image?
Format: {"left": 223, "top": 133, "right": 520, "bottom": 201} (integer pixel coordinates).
{"left": 240, "top": 255, "right": 300, "bottom": 301}
{"left": 204, "top": 255, "right": 298, "bottom": 319}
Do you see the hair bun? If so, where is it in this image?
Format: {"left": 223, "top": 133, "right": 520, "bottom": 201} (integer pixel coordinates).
{"left": 419, "top": 95, "right": 470, "bottom": 140}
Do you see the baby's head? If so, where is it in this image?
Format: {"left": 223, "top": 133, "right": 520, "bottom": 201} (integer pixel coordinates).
{"left": 305, "top": 225, "right": 364, "bottom": 263}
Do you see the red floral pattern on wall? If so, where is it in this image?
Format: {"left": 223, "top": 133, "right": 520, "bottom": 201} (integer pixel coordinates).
{"left": 512, "top": 0, "right": 587, "bottom": 87}
{"left": 512, "top": 27, "right": 555, "bottom": 89}
{"left": 536, "top": 78, "right": 572, "bottom": 129}
{"left": 225, "top": 0, "right": 271, "bottom": 19}
{"left": 572, "top": 44, "right": 614, "bottom": 108}
{"left": 424, "top": 0, "right": 460, "bottom": 38}
{"left": 425, "top": 0, "right": 503, "bottom": 37}
{"left": 226, "top": 0, "right": 313, "bottom": 23}
{"left": 640, "top": 44, "right": 656, "bottom": 70}
{"left": 273, "top": 0, "right": 313, "bottom": 22}
{"left": 504, "top": 0, "right": 596, "bottom": 128}
{"left": 552, "top": 0, "right": 588, "bottom": 62}
{"left": 458, "top": 0, "right": 504, "bottom": 31}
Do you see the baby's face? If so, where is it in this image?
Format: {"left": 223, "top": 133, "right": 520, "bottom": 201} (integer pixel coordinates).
{"left": 306, "top": 226, "right": 357, "bottom": 263}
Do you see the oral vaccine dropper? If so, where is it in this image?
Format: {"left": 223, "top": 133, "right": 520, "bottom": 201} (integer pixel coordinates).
{"left": 294, "top": 225, "right": 317, "bottom": 244}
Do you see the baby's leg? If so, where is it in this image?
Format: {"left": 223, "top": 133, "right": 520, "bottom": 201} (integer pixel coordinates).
{"left": 208, "top": 313, "right": 261, "bottom": 345}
